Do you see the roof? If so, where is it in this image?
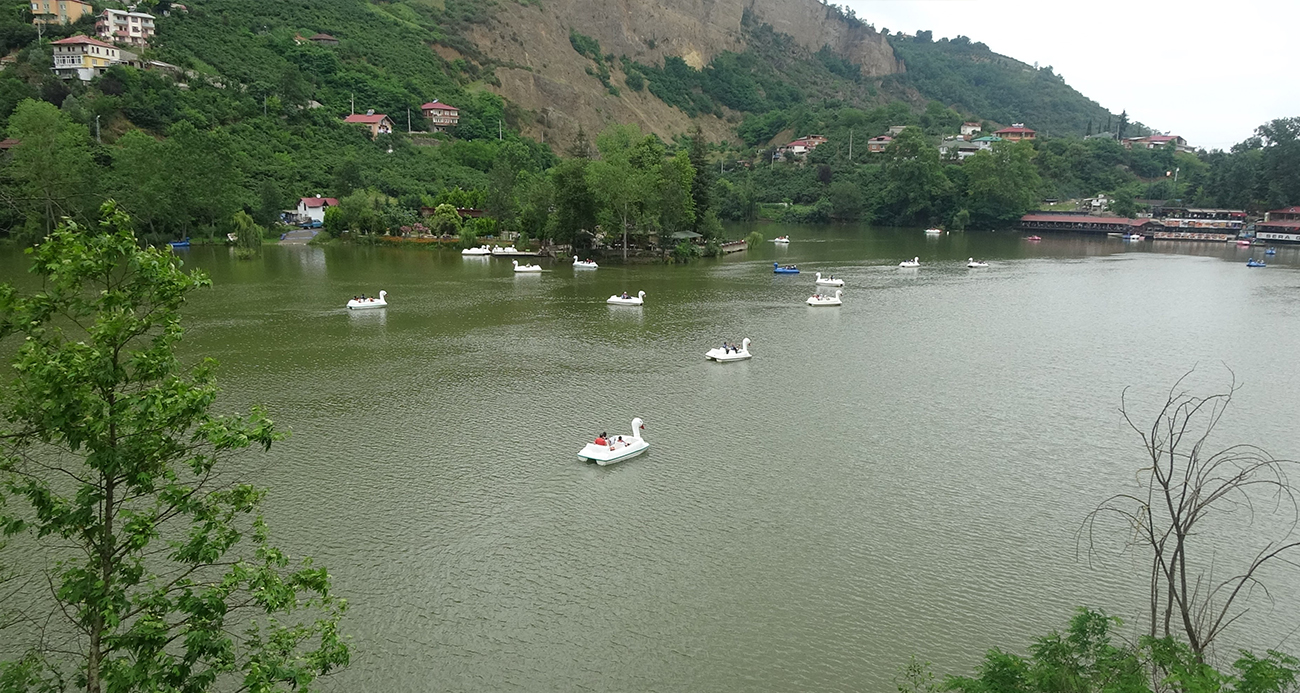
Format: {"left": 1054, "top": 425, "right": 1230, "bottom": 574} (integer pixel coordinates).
{"left": 994, "top": 126, "right": 1036, "bottom": 134}
{"left": 421, "top": 101, "right": 458, "bottom": 112}
{"left": 300, "top": 197, "right": 339, "bottom": 208}
{"left": 52, "top": 35, "right": 115, "bottom": 49}
{"left": 669, "top": 230, "right": 704, "bottom": 240}
{"left": 869, "top": 135, "right": 892, "bottom": 141}
{"left": 1020, "top": 213, "right": 1151, "bottom": 227}
{"left": 1268, "top": 206, "right": 1300, "bottom": 215}
{"left": 972, "top": 136, "right": 1003, "bottom": 142}
{"left": 1144, "top": 135, "right": 1182, "bottom": 143}
{"left": 308, "top": 33, "right": 337, "bottom": 41}
{"left": 963, "top": 121, "right": 981, "bottom": 126}
{"left": 0, "top": 138, "right": 20, "bottom": 150}
{"left": 344, "top": 113, "right": 390, "bottom": 124}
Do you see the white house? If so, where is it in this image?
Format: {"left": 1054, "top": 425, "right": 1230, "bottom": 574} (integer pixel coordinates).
{"left": 296, "top": 196, "right": 339, "bottom": 225}
{"left": 96, "top": 8, "right": 155, "bottom": 48}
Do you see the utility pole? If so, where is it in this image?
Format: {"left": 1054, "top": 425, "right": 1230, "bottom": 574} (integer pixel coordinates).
{"left": 350, "top": 93, "right": 354, "bottom": 115}
{"left": 95, "top": 115, "right": 100, "bottom": 144}
{"left": 498, "top": 119, "right": 502, "bottom": 141}
{"left": 407, "top": 108, "right": 411, "bottom": 133}
{"left": 848, "top": 129, "right": 853, "bottom": 162}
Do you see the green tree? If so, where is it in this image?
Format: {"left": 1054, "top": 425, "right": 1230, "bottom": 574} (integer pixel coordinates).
{"left": 551, "top": 158, "right": 597, "bottom": 248}
{"left": 231, "top": 209, "right": 263, "bottom": 250}
{"left": 429, "top": 202, "right": 462, "bottom": 237}
{"left": 687, "top": 126, "right": 715, "bottom": 238}
{"left": 0, "top": 203, "right": 348, "bottom": 693}
{"left": 875, "top": 126, "right": 953, "bottom": 226}
{"left": 589, "top": 124, "right": 659, "bottom": 260}
{"left": 962, "top": 141, "right": 1042, "bottom": 229}
{"left": 5, "top": 98, "right": 96, "bottom": 236}
{"left": 323, "top": 205, "right": 344, "bottom": 238}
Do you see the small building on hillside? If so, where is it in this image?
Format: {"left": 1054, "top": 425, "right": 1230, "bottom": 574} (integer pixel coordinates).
{"left": 993, "top": 124, "right": 1036, "bottom": 142}
{"left": 972, "top": 135, "right": 1003, "bottom": 149}
{"left": 307, "top": 33, "right": 339, "bottom": 46}
{"left": 960, "top": 121, "right": 982, "bottom": 139}
{"left": 887, "top": 125, "right": 908, "bottom": 136}
{"left": 939, "top": 137, "right": 983, "bottom": 161}
{"left": 50, "top": 35, "right": 121, "bottom": 81}
{"left": 1256, "top": 206, "right": 1300, "bottom": 244}
{"left": 777, "top": 134, "right": 827, "bottom": 158}
{"left": 31, "top": 0, "right": 93, "bottom": 25}
{"left": 421, "top": 100, "right": 459, "bottom": 131}
{"left": 1123, "top": 134, "right": 1191, "bottom": 153}
{"left": 867, "top": 135, "right": 892, "bottom": 154}
{"left": 344, "top": 111, "right": 395, "bottom": 138}
{"left": 295, "top": 196, "right": 339, "bottom": 225}
{"left": 96, "top": 8, "right": 155, "bottom": 48}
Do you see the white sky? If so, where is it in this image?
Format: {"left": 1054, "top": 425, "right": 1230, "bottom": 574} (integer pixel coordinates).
{"left": 843, "top": 0, "right": 1300, "bottom": 150}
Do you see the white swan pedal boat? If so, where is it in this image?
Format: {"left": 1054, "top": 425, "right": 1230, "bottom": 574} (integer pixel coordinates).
{"left": 491, "top": 245, "right": 522, "bottom": 255}
{"left": 925, "top": 228, "right": 943, "bottom": 235}
{"left": 706, "top": 337, "right": 752, "bottom": 362}
{"left": 573, "top": 255, "right": 599, "bottom": 269}
{"left": 512, "top": 260, "right": 542, "bottom": 273}
{"left": 607, "top": 290, "right": 645, "bottom": 306}
{"left": 347, "top": 290, "right": 387, "bottom": 310}
{"left": 806, "top": 289, "right": 843, "bottom": 307}
{"left": 814, "top": 272, "right": 844, "bottom": 287}
{"left": 899, "top": 257, "right": 920, "bottom": 268}
{"left": 578, "top": 418, "right": 648, "bottom": 465}
{"left": 967, "top": 258, "right": 989, "bottom": 268}
{"left": 773, "top": 236, "right": 791, "bottom": 244}
{"left": 461, "top": 245, "right": 491, "bottom": 256}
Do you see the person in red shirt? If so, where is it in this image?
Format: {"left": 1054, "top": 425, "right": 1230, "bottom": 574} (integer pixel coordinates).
{"left": 594, "top": 432, "right": 607, "bottom": 446}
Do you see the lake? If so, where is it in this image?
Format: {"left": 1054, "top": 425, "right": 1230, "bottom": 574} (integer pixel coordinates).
{"left": 4, "top": 226, "right": 1299, "bottom": 691}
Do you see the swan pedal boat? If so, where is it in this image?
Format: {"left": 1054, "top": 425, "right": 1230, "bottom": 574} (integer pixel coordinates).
{"left": 572, "top": 255, "right": 599, "bottom": 269}
{"left": 773, "top": 263, "right": 800, "bottom": 274}
{"left": 607, "top": 290, "right": 645, "bottom": 306}
{"left": 461, "top": 245, "right": 491, "bottom": 256}
{"left": 706, "top": 337, "right": 752, "bottom": 362}
{"left": 491, "top": 245, "right": 525, "bottom": 255}
{"left": 967, "top": 258, "right": 989, "bottom": 268}
{"left": 806, "top": 289, "right": 843, "bottom": 306}
{"left": 512, "top": 260, "right": 542, "bottom": 273}
{"left": 1265, "top": 248, "right": 1277, "bottom": 255}
{"left": 773, "top": 236, "right": 790, "bottom": 243}
{"left": 814, "top": 272, "right": 844, "bottom": 287}
{"left": 1246, "top": 259, "right": 1267, "bottom": 268}
{"left": 924, "top": 228, "right": 943, "bottom": 235}
{"left": 899, "top": 257, "right": 920, "bottom": 268}
{"left": 578, "top": 418, "right": 648, "bottom": 465}
{"left": 347, "top": 290, "right": 387, "bottom": 310}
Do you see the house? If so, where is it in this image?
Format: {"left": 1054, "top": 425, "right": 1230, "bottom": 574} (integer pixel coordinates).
{"left": 1123, "top": 134, "right": 1191, "bottom": 153}
{"left": 1256, "top": 206, "right": 1300, "bottom": 244}
{"left": 993, "top": 124, "right": 1036, "bottom": 142}
{"left": 776, "top": 134, "right": 827, "bottom": 158}
{"left": 866, "top": 135, "right": 892, "bottom": 154}
{"left": 50, "top": 35, "right": 121, "bottom": 81}
{"left": 344, "top": 111, "right": 395, "bottom": 138}
{"left": 421, "top": 100, "right": 459, "bottom": 131}
{"left": 30, "top": 0, "right": 93, "bottom": 25}
{"left": 939, "top": 137, "right": 984, "bottom": 160}
{"left": 307, "top": 33, "right": 339, "bottom": 46}
{"left": 296, "top": 196, "right": 340, "bottom": 225}
{"left": 960, "top": 121, "right": 982, "bottom": 139}
{"left": 96, "top": 8, "right": 155, "bottom": 48}
{"left": 971, "top": 135, "right": 1003, "bottom": 150}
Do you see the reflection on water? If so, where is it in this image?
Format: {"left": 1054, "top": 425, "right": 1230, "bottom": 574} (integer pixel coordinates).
{"left": 7, "top": 226, "right": 1298, "bottom": 692}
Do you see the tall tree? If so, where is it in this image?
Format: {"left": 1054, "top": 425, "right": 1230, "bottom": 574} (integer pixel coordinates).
{"left": 588, "top": 124, "right": 658, "bottom": 260}
{"left": 875, "top": 126, "right": 953, "bottom": 226}
{"left": 962, "top": 141, "right": 1042, "bottom": 229}
{"left": 0, "top": 203, "right": 348, "bottom": 693}
{"left": 551, "top": 158, "right": 596, "bottom": 248}
{"left": 4, "top": 98, "right": 95, "bottom": 237}
{"left": 686, "top": 126, "right": 714, "bottom": 238}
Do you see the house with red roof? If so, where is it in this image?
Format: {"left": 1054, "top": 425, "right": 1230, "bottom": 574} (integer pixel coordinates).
{"left": 50, "top": 35, "right": 121, "bottom": 81}
{"left": 307, "top": 33, "right": 338, "bottom": 46}
{"left": 421, "top": 100, "right": 459, "bottom": 131}
{"left": 344, "top": 111, "right": 394, "bottom": 138}
{"left": 993, "top": 124, "right": 1036, "bottom": 142}
{"left": 296, "top": 196, "right": 340, "bottom": 225}
{"left": 867, "top": 135, "right": 892, "bottom": 154}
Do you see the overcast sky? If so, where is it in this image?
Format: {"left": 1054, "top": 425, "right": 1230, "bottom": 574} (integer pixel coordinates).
{"left": 843, "top": 0, "right": 1299, "bottom": 150}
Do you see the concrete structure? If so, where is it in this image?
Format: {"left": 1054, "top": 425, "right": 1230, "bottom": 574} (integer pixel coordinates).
{"left": 993, "top": 124, "right": 1036, "bottom": 142}
{"left": 31, "top": 0, "right": 93, "bottom": 25}
{"left": 96, "top": 8, "right": 155, "bottom": 48}
{"left": 50, "top": 35, "right": 121, "bottom": 81}
{"left": 960, "top": 121, "right": 982, "bottom": 139}
{"left": 1123, "top": 134, "right": 1192, "bottom": 153}
{"left": 421, "top": 100, "right": 459, "bottom": 131}
{"left": 939, "top": 137, "right": 984, "bottom": 160}
{"left": 295, "top": 196, "right": 339, "bottom": 225}
{"left": 344, "top": 111, "right": 395, "bottom": 138}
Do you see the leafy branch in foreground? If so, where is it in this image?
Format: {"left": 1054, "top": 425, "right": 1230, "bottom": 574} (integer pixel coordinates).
{"left": 0, "top": 202, "right": 348, "bottom": 692}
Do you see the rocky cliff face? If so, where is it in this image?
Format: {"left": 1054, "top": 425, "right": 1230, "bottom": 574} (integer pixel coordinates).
{"left": 465, "top": 0, "right": 901, "bottom": 146}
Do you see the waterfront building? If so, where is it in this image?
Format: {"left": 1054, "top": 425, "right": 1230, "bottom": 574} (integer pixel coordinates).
{"left": 1153, "top": 207, "right": 1246, "bottom": 232}
{"left": 295, "top": 196, "right": 339, "bottom": 225}
{"left": 1019, "top": 212, "right": 1163, "bottom": 235}
{"left": 1256, "top": 206, "right": 1300, "bottom": 244}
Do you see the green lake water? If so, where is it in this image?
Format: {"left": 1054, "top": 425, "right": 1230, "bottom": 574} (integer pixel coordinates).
{"left": 4, "top": 226, "right": 1299, "bottom": 691}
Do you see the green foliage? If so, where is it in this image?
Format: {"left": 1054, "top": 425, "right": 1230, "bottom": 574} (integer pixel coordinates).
{"left": 568, "top": 29, "right": 602, "bottom": 63}
{"left": 4, "top": 98, "right": 96, "bottom": 238}
{"left": 429, "top": 202, "right": 462, "bottom": 236}
{"left": 0, "top": 204, "right": 348, "bottom": 691}
{"left": 962, "top": 141, "right": 1042, "bottom": 228}
{"left": 231, "top": 209, "right": 263, "bottom": 253}
{"left": 875, "top": 126, "right": 954, "bottom": 225}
